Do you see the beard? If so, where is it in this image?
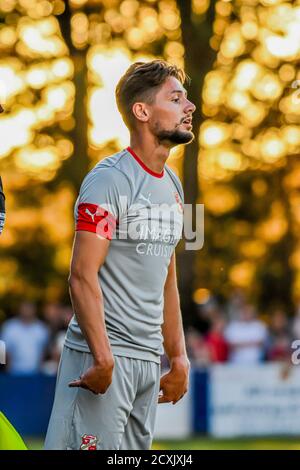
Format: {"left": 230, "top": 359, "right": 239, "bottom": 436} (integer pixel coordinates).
{"left": 153, "top": 122, "right": 194, "bottom": 145}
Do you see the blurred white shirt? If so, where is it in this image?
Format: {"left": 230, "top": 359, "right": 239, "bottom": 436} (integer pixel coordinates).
{"left": 225, "top": 320, "right": 267, "bottom": 364}
{"left": 1, "top": 318, "right": 49, "bottom": 373}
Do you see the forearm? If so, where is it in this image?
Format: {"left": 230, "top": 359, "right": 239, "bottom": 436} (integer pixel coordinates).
{"left": 69, "top": 273, "right": 112, "bottom": 365}
{"left": 162, "top": 281, "right": 189, "bottom": 367}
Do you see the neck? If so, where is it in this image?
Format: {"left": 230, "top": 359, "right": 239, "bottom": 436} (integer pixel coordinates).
{"left": 21, "top": 318, "right": 34, "bottom": 324}
{"left": 129, "top": 132, "right": 171, "bottom": 174}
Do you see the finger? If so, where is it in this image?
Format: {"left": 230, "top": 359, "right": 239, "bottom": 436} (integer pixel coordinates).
{"left": 79, "top": 382, "right": 90, "bottom": 390}
{"left": 172, "top": 394, "right": 185, "bottom": 405}
{"left": 68, "top": 379, "right": 82, "bottom": 387}
{"left": 158, "top": 395, "right": 172, "bottom": 404}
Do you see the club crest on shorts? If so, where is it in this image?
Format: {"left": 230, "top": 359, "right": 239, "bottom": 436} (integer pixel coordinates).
{"left": 80, "top": 434, "right": 98, "bottom": 450}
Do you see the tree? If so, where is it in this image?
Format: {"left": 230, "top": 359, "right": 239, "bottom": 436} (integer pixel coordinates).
{"left": 198, "top": 0, "right": 300, "bottom": 312}
{"left": 0, "top": 0, "right": 214, "bottom": 317}
{"left": 176, "top": 0, "right": 216, "bottom": 324}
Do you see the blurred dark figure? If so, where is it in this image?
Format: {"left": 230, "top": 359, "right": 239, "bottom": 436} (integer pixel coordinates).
{"left": 292, "top": 302, "right": 300, "bottom": 340}
{"left": 42, "top": 304, "right": 73, "bottom": 374}
{"left": 266, "top": 309, "right": 291, "bottom": 361}
{"left": 186, "top": 327, "right": 211, "bottom": 366}
{"left": 1, "top": 302, "right": 49, "bottom": 374}
{"left": 225, "top": 304, "right": 267, "bottom": 364}
{"left": 0, "top": 176, "right": 5, "bottom": 235}
{"left": 43, "top": 303, "right": 64, "bottom": 335}
{"left": 205, "top": 314, "right": 229, "bottom": 363}
{"left": 193, "top": 297, "right": 221, "bottom": 335}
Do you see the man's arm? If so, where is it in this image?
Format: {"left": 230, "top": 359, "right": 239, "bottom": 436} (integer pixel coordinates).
{"left": 159, "top": 253, "right": 190, "bottom": 405}
{"left": 68, "top": 231, "right": 114, "bottom": 395}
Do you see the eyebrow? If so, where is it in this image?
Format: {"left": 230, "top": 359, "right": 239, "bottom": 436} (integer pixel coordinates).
{"left": 170, "top": 89, "right": 187, "bottom": 97}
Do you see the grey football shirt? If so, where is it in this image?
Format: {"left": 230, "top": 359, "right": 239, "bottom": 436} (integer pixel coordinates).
{"left": 65, "top": 147, "right": 184, "bottom": 363}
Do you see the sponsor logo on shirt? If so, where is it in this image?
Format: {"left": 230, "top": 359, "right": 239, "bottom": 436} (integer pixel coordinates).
{"left": 138, "top": 193, "right": 152, "bottom": 206}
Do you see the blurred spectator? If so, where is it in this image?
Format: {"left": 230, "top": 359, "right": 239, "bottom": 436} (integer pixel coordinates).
{"left": 186, "top": 327, "right": 211, "bottom": 366}
{"left": 193, "top": 297, "right": 221, "bottom": 335}
{"left": 224, "top": 304, "right": 267, "bottom": 364}
{"left": 205, "top": 314, "right": 228, "bottom": 363}
{"left": 292, "top": 303, "right": 300, "bottom": 340}
{"left": 1, "top": 302, "right": 49, "bottom": 374}
{"left": 51, "top": 305, "right": 73, "bottom": 358}
{"left": 266, "top": 309, "right": 291, "bottom": 361}
{"left": 42, "top": 304, "right": 73, "bottom": 374}
{"left": 226, "top": 288, "right": 247, "bottom": 321}
{"left": 43, "top": 303, "right": 63, "bottom": 335}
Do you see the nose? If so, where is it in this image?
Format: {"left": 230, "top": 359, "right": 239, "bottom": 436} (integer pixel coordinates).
{"left": 185, "top": 99, "right": 196, "bottom": 114}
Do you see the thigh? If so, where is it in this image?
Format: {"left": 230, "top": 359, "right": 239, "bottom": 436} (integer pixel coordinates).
{"left": 44, "top": 346, "right": 88, "bottom": 450}
{"left": 120, "top": 360, "right": 160, "bottom": 450}
{"left": 45, "top": 350, "right": 137, "bottom": 450}
{"left": 68, "top": 355, "right": 137, "bottom": 450}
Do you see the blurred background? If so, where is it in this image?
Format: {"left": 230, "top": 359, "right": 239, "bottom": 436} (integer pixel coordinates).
{"left": 1, "top": 0, "right": 300, "bottom": 450}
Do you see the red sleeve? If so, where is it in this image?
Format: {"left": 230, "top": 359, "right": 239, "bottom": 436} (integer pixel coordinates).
{"left": 76, "top": 203, "right": 117, "bottom": 240}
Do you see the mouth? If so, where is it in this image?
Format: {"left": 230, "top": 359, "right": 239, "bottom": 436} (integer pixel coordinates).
{"left": 181, "top": 117, "right": 193, "bottom": 128}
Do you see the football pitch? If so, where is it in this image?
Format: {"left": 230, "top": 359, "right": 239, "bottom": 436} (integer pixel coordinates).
{"left": 25, "top": 437, "right": 300, "bottom": 450}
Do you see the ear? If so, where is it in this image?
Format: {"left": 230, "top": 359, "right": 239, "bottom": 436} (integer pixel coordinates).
{"left": 132, "top": 102, "right": 149, "bottom": 123}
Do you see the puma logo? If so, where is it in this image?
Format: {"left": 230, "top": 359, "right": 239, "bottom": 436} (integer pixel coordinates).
{"left": 139, "top": 193, "right": 152, "bottom": 206}
{"left": 85, "top": 207, "right": 97, "bottom": 223}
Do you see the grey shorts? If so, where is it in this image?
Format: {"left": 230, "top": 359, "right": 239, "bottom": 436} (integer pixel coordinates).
{"left": 44, "top": 346, "right": 161, "bottom": 450}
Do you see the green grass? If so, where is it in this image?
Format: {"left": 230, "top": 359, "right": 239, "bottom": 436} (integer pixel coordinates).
{"left": 152, "top": 437, "right": 300, "bottom": 450}
{"left": 25, "top": 436, "right": 300, "bottom": 450}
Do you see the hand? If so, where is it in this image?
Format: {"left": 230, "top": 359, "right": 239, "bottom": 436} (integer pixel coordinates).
{"left": 69, "top": 356, "right": 114, "bottom": 395}
{"left": 158, "top": 357, "right": 190, "bottom": 405}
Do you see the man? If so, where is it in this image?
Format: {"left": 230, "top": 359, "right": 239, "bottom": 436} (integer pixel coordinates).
{"left": 1, "top": 301, "right": 49, "bottom": 374}
{"left": 44, "top": 60, "right": 196, "bottom": 450}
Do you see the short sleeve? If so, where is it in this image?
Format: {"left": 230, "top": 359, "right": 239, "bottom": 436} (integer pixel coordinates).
{"left": 75, "top": 168, "right": 131, "bottom": 240}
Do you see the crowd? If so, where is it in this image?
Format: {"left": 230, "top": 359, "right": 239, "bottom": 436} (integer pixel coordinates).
{"left": 0, "top": 290, "right": 299, "bottom": 374}
{"left": 184, "top": 290, "right": 299, "bottom": 367}
{"left": 0, "top": 302, "right": 72, "bottom": 375}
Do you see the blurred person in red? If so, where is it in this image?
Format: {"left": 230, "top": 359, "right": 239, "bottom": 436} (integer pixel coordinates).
{"left": 205, "top": 313, "right": 228, "bottom": 363}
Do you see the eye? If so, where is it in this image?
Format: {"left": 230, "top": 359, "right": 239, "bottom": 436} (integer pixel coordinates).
{"left": 172, "top": 97, "right": 180, "bottom": 103}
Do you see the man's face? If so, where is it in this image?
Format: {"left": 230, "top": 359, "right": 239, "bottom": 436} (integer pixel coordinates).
{"left": 19, "top": 302, "right": 36, "bottom": 322}
{"left": 147, "top": 76, "right": 196, "bottom": 146}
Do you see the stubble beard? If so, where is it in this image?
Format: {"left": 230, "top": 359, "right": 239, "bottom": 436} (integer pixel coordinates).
{"left": 154, "top": 122, "right": 195, "bottom": 145}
